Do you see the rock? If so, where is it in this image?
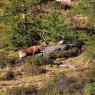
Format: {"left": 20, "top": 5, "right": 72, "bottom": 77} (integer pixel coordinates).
{"left": 42, "top": 44, "right": 68, "bottom": 53}
{"left": 59, "top": 64, "right": 76, "bottom": 70}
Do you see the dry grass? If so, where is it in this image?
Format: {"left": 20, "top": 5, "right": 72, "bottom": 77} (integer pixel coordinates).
{"left": 0, "top": 47, "right": 95, "bottom": 95}
{"left": 0, "top": 0, "right": 95, "bottom": 94}
{"left": 0, "top": 0, "right": 10, "bottom": 4}
{"left": 0, "top": 53, "right": 94, "bottom": 95}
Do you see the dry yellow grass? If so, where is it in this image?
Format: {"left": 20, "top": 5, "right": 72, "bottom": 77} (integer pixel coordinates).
{"left": 0, "top": 0, "right": 10, "bottom": 4}
{"left": 0, "top": 52, "right": 94, "bottom": 95}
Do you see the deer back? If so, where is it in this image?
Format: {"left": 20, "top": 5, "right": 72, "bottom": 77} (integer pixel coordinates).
{"left": 26, "top": 44, "right": 46, "bottom": 54}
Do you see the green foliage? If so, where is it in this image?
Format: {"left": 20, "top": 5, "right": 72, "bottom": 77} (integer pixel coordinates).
{"left": 24, "top": 53, "right": 51, "bottom": 66}
{"left": 0, "top": 0, "right": 89, "bottom": 50}
{"left": 50, "top": 89, "right": 60, "bottom": 95}
{"left": 75, "top": 0, "right": 95, "bottom": 27}
{"left": 63, "top": 34, "right": 84, "bottom": 46}
{"left": 0, "top": 1, "right": 95, "bottom": 95}
{"left": 49, "top": 49, "right": 79, "bottom": 59}
{"left": 10, "top": 17, "right": 43, "bottom": 50}
{"left": 0, "top": 0, "right": 48, "bottom": 50}
{"left": 0, "top": 0, "right": 95, "bottom": 55}
{"left": 84, "top": 83, "right": 95, "bottom": 95}
{"left": 42, "top": 10, "right": 70, "bottom": 42}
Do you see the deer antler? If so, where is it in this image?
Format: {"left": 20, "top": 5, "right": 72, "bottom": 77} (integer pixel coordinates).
{"left": 39, "top": 32, "right": 47, "bottom": 42}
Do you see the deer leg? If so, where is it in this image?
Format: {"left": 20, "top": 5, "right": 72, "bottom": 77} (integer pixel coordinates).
{"left": 33, "top": 52, "right": 35, "bottom": 58}
{"left": 41, "top": 52, "right": 43, "bottom": 57}
{"left": 15, "top": 57, "right": 23, "bottom": 64}
{"left": 16, "top": 51, "right": 27, "bottom": 63}
{"left": 18, "top": 58, "right": 23, "bottom": 62}
{"left": 40, "top": 51, "right": 44, "bottom": 57}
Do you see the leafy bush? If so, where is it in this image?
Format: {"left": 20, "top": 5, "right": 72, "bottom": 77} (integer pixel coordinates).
{"left": 50, "top": 89, "right": 60, "bottom": 95}
{"left": 10, "top": 16, "right": 44, "bottom": 50}
{"left": 41, "top": 10, "right": 70, "bottom": 42}
{"left": 0, "top": 0, "right": 48, "bottom": 50}
{"left": 49, "top": 49, "right": 79, "bottom": 59}
{"left": 84, "top": 83, "right": 95, "bottom": 95}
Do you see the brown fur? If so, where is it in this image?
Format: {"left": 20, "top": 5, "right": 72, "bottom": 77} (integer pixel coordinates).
{"left": 18, "top": 44, "right": 47, "bottom": 60}
{"left": 23, "top": 45, "right": 45, "bottom": 55}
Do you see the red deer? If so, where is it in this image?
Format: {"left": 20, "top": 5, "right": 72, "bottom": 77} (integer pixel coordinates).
{"left": 18, "top": 42, "right": 48, "bottom": 61}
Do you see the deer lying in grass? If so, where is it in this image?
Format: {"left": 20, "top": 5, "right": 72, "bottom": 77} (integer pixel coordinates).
{"left": 18, "top": 42, "right": 48, "bottom": 61}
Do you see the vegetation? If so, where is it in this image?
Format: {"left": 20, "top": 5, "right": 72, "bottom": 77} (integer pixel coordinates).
{"left": 84, "top": 83, "right": 95, "bottom": 95}
{"left": 0, "top": 0, "right": 95, "bottom": 95}
{"left": 43, "top": 64, "right": 95, "bottom": 95}
{"left": 0, "top": 86, "right": 37, "bottom": 95}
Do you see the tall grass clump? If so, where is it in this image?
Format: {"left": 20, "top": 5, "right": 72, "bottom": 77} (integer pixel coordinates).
{"left": 22, "top": 63, "right": 48, "bottom": 76}
{"left": 24, "top": 53, "right": 52, "bottom": 66}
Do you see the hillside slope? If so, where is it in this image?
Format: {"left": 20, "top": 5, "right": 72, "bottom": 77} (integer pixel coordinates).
{"left": 0, "top": 0, "right": 95, "bottom": 95}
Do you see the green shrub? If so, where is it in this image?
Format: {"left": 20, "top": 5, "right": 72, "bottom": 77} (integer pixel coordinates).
{"left": 0, "top": 0, "right": 49, "bottom": 50}
{"left": 50, "top": 89, "right": 60, "bottom": 95}
{"left": 10, "top": 17, "right": 43, "bottom": 50}
{"left": 24, "top": 54, "right": 52, "bottom": 66}
{"left": 49, "top": 49, "right": 79, "bottom": 59}
{"left": 41, "top": 10, "right": 70, "bottom": 43}
{"left": 84, "top": 83, "right": 95, "bottom": 95}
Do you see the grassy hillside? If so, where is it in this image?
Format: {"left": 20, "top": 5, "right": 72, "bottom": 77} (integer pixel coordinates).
{"left": 0, "top": 0, "right": 95, "bottom": 95}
